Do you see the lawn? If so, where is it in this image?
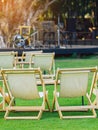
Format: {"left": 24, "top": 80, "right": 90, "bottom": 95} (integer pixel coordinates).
{"left": 0, "top": 55, "right": 98, "bottom": 130}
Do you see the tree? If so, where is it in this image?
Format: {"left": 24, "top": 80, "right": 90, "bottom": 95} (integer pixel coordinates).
{"left": 0, "top": 0, "right": 97, "bottom": 47}
{"left": 0, "top": 0, "right": 56, "bottom": 46}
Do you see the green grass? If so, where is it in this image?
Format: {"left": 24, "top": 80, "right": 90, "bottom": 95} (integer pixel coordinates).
{"left": 1, "top": 55, "right": 98, "bottom": 130}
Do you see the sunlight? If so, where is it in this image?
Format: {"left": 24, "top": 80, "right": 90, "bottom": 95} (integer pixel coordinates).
{"left": 1, "top": 0, "right": 4, "bottom": 2}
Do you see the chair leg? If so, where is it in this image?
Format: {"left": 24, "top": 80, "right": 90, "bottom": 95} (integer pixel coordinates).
{"left": 45, "top": 97, "right": 51, "bottom": 111}
{"left": 4, "top": 98, "right": 14, "bottom": 119}
{"left": 44, "top": 92, "right": 51, "bottom": 111}
{"left": 52, "top": 91, "right": 56, "bottom": 111}
{"left": 52, "top": 97, "right": 55, "bottom": 112}
{"left": 37, "top": 110, "right": 43, "bottom": 120}
{"left": 0, "top": 87, "right": 10, "bottom": 104}
{"left": 0, "top": 101, "right": 3, "bottom": 109}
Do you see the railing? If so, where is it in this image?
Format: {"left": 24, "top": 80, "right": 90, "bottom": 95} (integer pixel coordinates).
{"left": 30, "top": 30, "right": 98, "bottom": 48}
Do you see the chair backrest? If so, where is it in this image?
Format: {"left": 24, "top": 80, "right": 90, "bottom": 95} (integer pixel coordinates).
{"left": 56, "top": 67, "right": 97, "bottom": 98}
{"left": 1, "top": 68, "right": 43, "bottom": 100}
{"left": 22, "top": 50, "right": 43, "bottom": 62}
{"left": 31, "top": 52, "right": 55, "bottom": 75}
{"left": 0, "top": 51, "right": 16, "bottom": 69}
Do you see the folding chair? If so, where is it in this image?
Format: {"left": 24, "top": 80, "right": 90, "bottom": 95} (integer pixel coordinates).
{"left": 0, "top": 51, "right": 17, "bottom": 69}
{"left": 1, "top": 68, "right": 50, "bottom": 119}
{"left": 0, "top": 51, "right": 17, "bottom": 110}
{"left": 91, "top": 71, "right": 98, "bottom": 109}
{"left": 16, "top": 50, "right": 42, "bottom": 68}
{"left": 31, "top": 52, "right": 55, "bottom": 85}
{"left": 52, "top": 67, "right": 97, "bottom": 119}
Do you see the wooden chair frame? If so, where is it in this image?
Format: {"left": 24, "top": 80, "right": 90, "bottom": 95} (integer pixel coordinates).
{"left": 16, "top": 50, "right": 42, "bottom": 68}
{"left": 0, "top": 51, "right": 17, "bottom": 110}
{"left": 0, "top": 51, "right": 17, "bottom": 69}
{"left": 52, "top": 67, "right": 97, "bottom": 119}
{"left": 91, "top": 71, "right": 98, "bottom": 109}
{"left": 31, "top": 52, "right": 55, "bottom": 85}
{"left": 1, "top": 68, "right": 50, "bottom": 120}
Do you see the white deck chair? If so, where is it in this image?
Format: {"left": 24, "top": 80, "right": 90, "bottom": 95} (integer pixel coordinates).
{"left": 0, "top": 51, "right": 17, "bottom": 110}
{"left": 1, "top": 68, "right": 50, "bottom": 120}
{"left": 52, "top": 67, "right": 97, "bottom": 119}
{"left": 31, "top": 52, "right": 55, "bottom": 85}
{"left": 91, "top": 71, "right": 98, "bottom": 109}
{"left": 16, "top": 50, "right": 43, "bottom": 68}
{"left": 0, "top": 51, "right": 17, "bottom": 69}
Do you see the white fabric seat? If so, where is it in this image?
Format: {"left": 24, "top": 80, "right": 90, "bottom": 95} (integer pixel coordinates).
{"left": 1, "top": 68, "right": 50, "bottom": 120}
{"left": 52, "top": 67, "right": 97, "bottom": 119}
